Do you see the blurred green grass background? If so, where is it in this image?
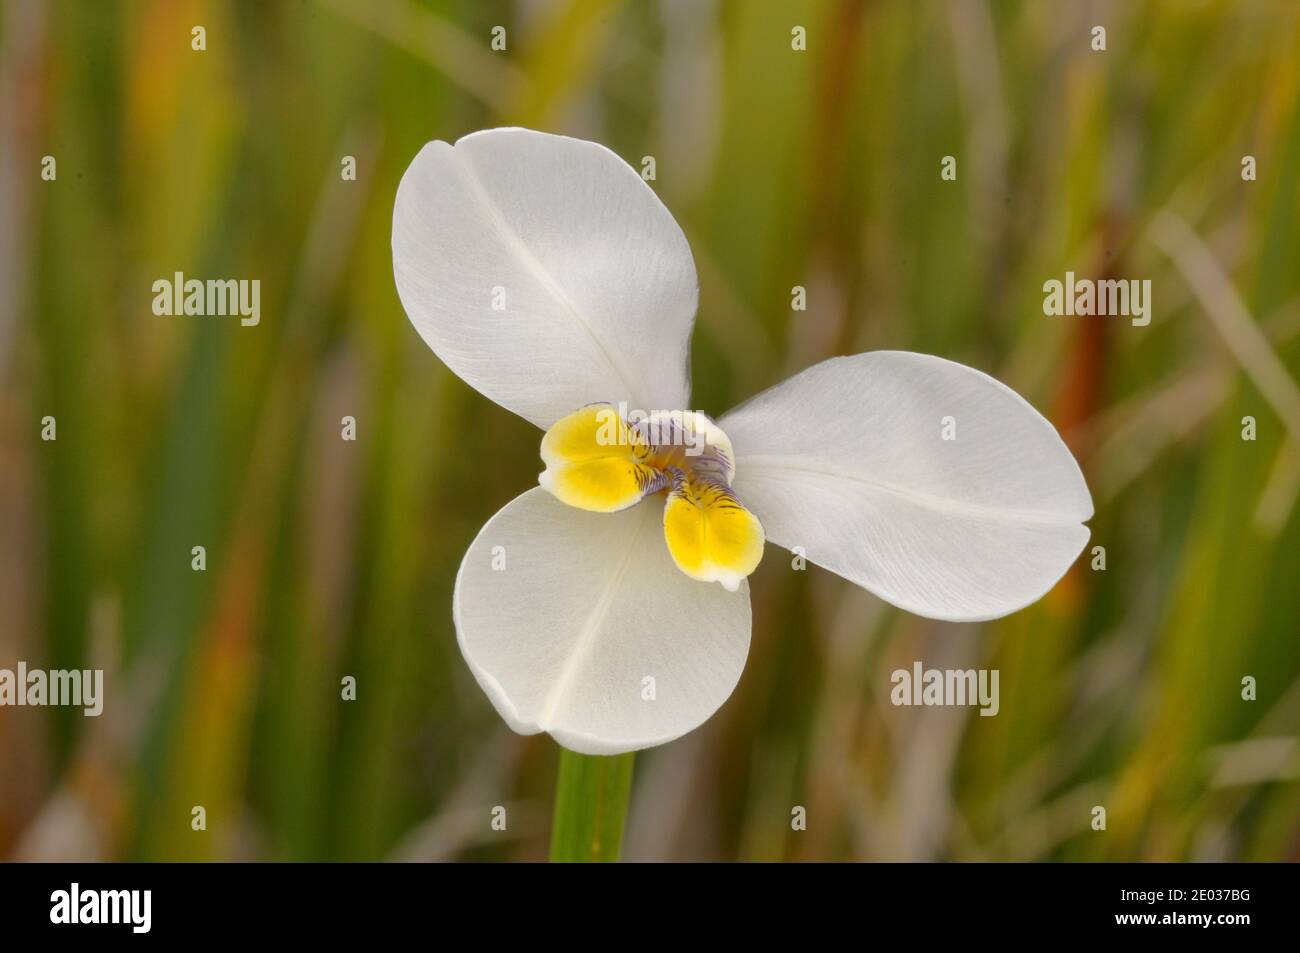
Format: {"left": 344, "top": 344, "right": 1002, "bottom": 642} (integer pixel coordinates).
{"left": 1, "top": 0, "right": 1297, "bottom": 861}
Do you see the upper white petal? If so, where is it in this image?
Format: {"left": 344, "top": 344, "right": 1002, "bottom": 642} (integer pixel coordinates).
{"left": 393, "top": 127, "right": 697, "bottom": 430}
{"left": 453, "top": 487, "right": 751, "bottom": 755}
{"left": 720, "top": 352, "right": 1093, "bottom": 622}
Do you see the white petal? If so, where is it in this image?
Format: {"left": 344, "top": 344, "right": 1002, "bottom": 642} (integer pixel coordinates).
{"left": 720, "top": 352, "right": 1093, "bottom": 621}
{"left": 453, "top": 487, "right": 751, "bottom": 754}
{"left": 393, "top": 128, "right": 697, "bottom": 430}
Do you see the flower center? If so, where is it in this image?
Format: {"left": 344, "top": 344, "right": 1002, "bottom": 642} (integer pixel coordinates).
{"left": 537, "top": 403, "right": 765, "bottom": 591}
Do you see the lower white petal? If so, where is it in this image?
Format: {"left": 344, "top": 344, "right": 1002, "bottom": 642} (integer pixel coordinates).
{"left": 453, "top": 487, "right": 751, "bottom": 754}
{"left": 720, "top": 352, "right": 1093, "bottom": 622}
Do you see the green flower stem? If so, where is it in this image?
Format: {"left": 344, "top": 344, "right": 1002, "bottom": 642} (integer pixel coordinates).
{"left": 549, "top": 748, "right": 635, "bottom": 862}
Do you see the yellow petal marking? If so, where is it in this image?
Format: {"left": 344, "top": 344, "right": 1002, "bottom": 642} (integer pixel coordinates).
{"left": 538, "top": 404, "right": 663, "bottom": 513}
{"left": 662, "top": 475, "right": 765, "bottom": 592}
{"left": 539, "top": 405, "right": 765, "bottom": 587}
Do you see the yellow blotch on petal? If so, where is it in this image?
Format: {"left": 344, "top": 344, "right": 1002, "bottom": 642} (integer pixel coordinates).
{"left": 663, "top": 476, "right": 765, "bottom": 591}
{"left": 538, "top": 404, "right": 662, "bottom": 513}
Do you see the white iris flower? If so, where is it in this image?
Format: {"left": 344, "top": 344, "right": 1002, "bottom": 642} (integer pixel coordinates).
{"left": 392, "top": 128, "right": 1092, "bottom": 756}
